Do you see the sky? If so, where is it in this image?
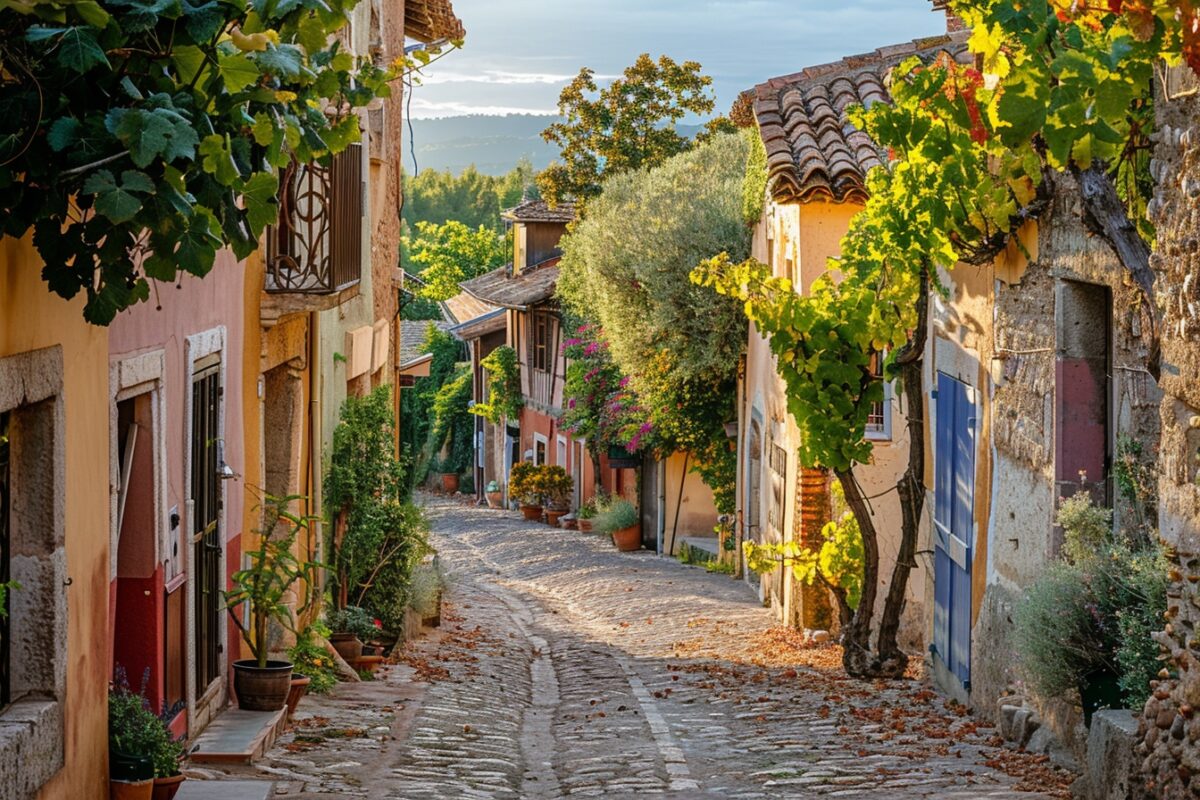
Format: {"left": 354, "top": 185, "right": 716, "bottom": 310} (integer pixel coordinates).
{"left": 408, "top": 1, "right": 949, "bottom": 119}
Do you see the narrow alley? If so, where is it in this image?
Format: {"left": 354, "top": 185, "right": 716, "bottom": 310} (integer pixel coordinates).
{"left": 189, "top": 495, "right": 1071, "bottom": 799}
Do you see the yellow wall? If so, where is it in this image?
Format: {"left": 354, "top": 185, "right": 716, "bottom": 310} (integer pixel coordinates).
{"left": 0, "top": 236, "right": 110, "bottom": 798}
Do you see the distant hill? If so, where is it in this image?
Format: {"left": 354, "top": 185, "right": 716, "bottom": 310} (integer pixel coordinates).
{"left": 402, "top": 114, "right": 708, "bottom": 176}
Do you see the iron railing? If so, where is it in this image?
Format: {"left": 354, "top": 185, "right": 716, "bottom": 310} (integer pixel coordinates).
{"left": 266, "top": 143, "right": 364, "bottom": 294}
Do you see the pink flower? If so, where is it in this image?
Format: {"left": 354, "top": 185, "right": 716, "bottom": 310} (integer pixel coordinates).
{"left": 373, "top": 618, "right": 383, "bottom": 629}
{"left": 584, "top": 342, "right": 600, "bottom": 356}
{"left": 568, "top": 398, "right": 576, "bottom": 409}
{"left": 619, "top": 376, "right": 631, "bottom": 388}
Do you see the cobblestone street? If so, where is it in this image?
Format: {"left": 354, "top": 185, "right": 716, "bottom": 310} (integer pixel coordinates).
{"left": 229, "top": 494, "right": 1072, "bottom": 799}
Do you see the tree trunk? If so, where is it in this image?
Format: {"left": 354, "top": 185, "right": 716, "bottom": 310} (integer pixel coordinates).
{"left": 835, "top": 467, "right": 881, "bottom": 677}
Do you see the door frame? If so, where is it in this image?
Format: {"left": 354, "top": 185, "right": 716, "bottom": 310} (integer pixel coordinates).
{"left": 183, "top": 327, "right": 228, "bottom": 736}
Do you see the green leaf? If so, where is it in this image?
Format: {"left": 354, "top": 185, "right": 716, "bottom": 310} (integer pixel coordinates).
{"left": 198, "top": 134, "right": 239, "bottom": 185}
{"left": 182, "top": 0, "right": 224, "bottom": 41}
{"left": 47, "top": 117, "right": 80, "bottom": 152}
{"left": 296, "top": 13, "right": 327, "bottom": 54}
{"left": 83, "top": 169, "right": 144, "bottom": 223}
{"left": 241, "top": 171, "right": 279, "bottom": 234}
{"left": 56, "top": 26, "right": 110, "bottom": 72}
{"left": 171, "top": 44, "right": 207, "bottom": 84}
{"left": 255, "top": 43, "right": 303, "bottom": 78}
{"left": 120, "top": 170, "right": 156, "bottom": 194}
{"left": 176, "top": 208, "right": 220, "bottom": 274}
{"left": 73, "top": 1, "right": 111, "bottom": 28}
{"left": 218, "top": 52, "right": 260, "bottom": 92}
{"left": 250, "top": 112, "right": 275, "bottom": 146}
{"left": 25, "top": 27, "right": 67, "bottom": 42}
{"left": 108, "top": 107, "right": 199, "bottom": 168}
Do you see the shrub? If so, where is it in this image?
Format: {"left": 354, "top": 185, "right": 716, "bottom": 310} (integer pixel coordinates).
{"left": 471, "top": 346, "right": 523, "bottom": 424}
{"left": 1058, "top": 491, "right": 1112, "bottom": 564}
{"left": 577, "top": 499, "right": 597, "bottom": 520}
{"left": 540, "top": 465, "right": 574, "bottom": 510}
{"left": 409, "top": 560, "right": 446, "bottom": 618}
{"left": 287, "top": 624, "right": 340, "bottom": 694}
{"left": 325, "top": 605, "right": 379, "bottom": 641}
{"left": 509, "top": 462, "right": 542, "bottom": 506}
{"left": 109, "top": 668, "right": 184, "bottom": 778}
{"left": 594, "top": 498, "right": 638, "bottom": 534}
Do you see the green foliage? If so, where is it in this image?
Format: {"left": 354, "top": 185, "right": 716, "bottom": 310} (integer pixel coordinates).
{"left": 742, "top": 127, "right": 768, "bottom": 225}
{"left": 408, "top": 560, "right": 445, "bottom": 618}
{"left": 325, "top": 605, "right": 378, "bottom": 640}
{"left": 471, "top": 345, "right": 523, "bottom": 424}
{"left": 1114, "top": 434, "right": 1157, "bottom": 535}
{"left": 325, "top": 386, "right": 430, "bottom": 625}
{"left": 224, "top": 496, "right": 320, "bottom": 668}
{"left": 108, "top": 671, "right": 184, "bottom": 777}
{"left": 403, "top": 165, "right": 503, "bottom": 231}
{"left": 560, "top": 325, "right": 652, "bottom": 453}
{"left": 744, "top": 481, "right": 864, "bottom": 610}
{"left": 404, "top": 220, "right": 507, "bottom": 301}
{"left": 430, "top": 363, "right": 474, "bottom": 474}
{"left": 557, "top": 134, "right": 747, "bottom": 512}
{"left": 400, "top": 325, "right": 464, "bottom": 488}
{"left": 508, "top": 461, "right": 541, "bottom": 506}
{"left": 1058, "top": 491, "right": 1113, "bottom": 565}
{"left": 1, "top": 0, "right": 400, "bottom": 324}
{"left": 1015, "top": 492, "right": 1168, "bottom": 710}
{"left": 537, "top": 54, "right": 718, "bottom": 206}
{"left": 576, "top": 499, "right": 597, "bottom": 520}
{"left": 593, "top": 497, "right": 639, "bottom": 535}
{"left": 287, "top": 623, "right": 339, "bottom": 694}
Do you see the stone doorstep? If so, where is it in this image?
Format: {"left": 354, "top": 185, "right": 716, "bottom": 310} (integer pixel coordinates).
{"left": 679, "top": 537, "right": 719, "bottom": 560}
{"left": 174, "top": 779, "right": 275, "bottom": 800}
{"left": 187, "top": 707, "right": 288, "bottom": 765}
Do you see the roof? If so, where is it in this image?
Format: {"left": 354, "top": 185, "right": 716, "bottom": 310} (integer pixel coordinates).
{"left": 459, "top": 257, "right": 560, "bottom": 310}
{"left": 451, "top": 308, "right": 507, "bottom": 341}
{"left": 502, "top": 199, "right": 577, "bottom": 224}
{"left": 441, "top": 290, "right": 498, "bottom": 326}
{"left": 405, "top": 0, "right": 464, "bottom": 43}
{"left": 753, "top": 32, "right": 969, "bottom": 204}
{"left": 399, "top": 320, "right": 452, "bottom": 367}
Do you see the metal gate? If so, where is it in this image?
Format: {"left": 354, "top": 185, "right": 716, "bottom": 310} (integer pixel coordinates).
{"left": 191, "top": 356, "right": 222, "bottom": 695}
{"left": 933, "top": 372, "right": 976, "bottom": 688}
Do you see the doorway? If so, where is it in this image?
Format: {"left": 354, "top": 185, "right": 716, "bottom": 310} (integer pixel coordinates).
{"left": 190, "top": 355, "right": 222, "bottom": 699}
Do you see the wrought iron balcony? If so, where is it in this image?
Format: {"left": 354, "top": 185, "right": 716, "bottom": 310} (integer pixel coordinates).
{"left": 265, "top": 143, "right": 364, "bottom": 294}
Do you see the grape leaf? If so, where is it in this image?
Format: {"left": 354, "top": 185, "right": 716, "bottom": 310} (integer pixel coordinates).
{"left": 56, "top": 27, "right": 110, "bottom": 73}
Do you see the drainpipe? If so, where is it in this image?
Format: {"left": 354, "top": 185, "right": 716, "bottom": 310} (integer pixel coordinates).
{"left": 309, "top": 311, "right": 323, "bottom": 577}
{"left": 667, "top": 451, "right": 690, "bottom": 556}
{"left": 656, "top": 458, "right": 666, "bottom": 554}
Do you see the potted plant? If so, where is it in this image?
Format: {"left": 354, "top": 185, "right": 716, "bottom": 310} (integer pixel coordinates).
{"left": 325, "top": 605, "right": 377, "bottom": 664}
{"left": 576, "top": 500, "right": 597, "bottom": 533}
{"left": 509, "top": 461, "right": 543, "bottom": 521}
{"left": 540, "top": 465, "right": 574, "bottom": 527}
{"left": 286, "top": 623, "right": 340, "bottom": 716}
{"left": 595, "top": 498, "right": 641, "bottom": 551}
{"left": 109, "top": 670, "right": 186, "bottom": 800}
{"left": 485, "top": 480, "right": 503, "bottom": 508}
{"left": 224, "top": 496, "right": 319, "bottom": 713}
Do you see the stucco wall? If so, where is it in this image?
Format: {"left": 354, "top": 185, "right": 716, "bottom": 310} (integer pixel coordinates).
{"left": 0, "top": 235, "right": 110, "bottom": 799}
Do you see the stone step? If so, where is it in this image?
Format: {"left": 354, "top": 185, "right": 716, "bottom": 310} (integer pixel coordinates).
{"left": 187, "top": 707, "right": 287, "bottom": 765}
{"left": 175, "top": 779, "right": 275, "bottom": 800}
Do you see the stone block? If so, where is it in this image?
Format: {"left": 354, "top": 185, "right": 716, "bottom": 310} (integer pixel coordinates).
{"left": 1073, "top": 709, "right": 1139, "bottom": 800}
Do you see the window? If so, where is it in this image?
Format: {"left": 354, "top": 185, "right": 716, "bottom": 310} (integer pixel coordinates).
{"left": 866, "top": 352, "right": 893, "bottom": 441}
{"left": 533, "top": 313, "right": 549, "bottom": 372}
{"left": 534, "top": 434, "right": 548, "bottom": 466}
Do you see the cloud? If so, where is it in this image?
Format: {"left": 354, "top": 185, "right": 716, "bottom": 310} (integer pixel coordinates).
{"left": 406, "top": 96, "right": 559, "bottom": 118}
{"left": 419, "top": 69, "right": 616, "bottom": 86}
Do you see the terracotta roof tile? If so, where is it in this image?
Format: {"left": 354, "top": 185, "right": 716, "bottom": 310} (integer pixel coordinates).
{"left": 399, "top": 320, "right": 452, "bottom": 367}
{"left": 405, "top": 0, "right": 465, "bottom": 43}
{"left": 459, "top": 257, "right": 561, "bottom": 310}
{"left": 753, "top": 32, "right": 970, "bottom": 204}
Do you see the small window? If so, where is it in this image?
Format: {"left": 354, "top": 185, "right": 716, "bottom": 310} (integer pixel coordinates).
{"left": 866, "top": 352, "right": 893, "bottom": 441}
{"left": 534, "top": 435, "right": 547, "bottom": 466}
{"left": 533, "top": 313, "right": 549, "bottom": 372}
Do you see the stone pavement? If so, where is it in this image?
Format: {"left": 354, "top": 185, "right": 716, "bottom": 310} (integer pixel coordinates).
{"left": 195, "top": 493, "right": 1074, "bottom": 798}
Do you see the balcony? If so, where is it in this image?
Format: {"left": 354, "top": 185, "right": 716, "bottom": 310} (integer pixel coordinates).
{"left": 264, "top": 143, "right": 364, "bottom": 296}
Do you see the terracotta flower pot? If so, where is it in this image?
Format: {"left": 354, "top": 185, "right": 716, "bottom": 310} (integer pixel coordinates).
{"left": 577, "top": 518, "right": 594, "bottom": 533}
{"left": 611, "top": 524, "right": 642, "bottom": 552}
{"left": 545, "top": 509, "right": 566, "bottom": 527}
{"left": 440, "top": 472, "right": 460, "bottom": 493}
{"left": 330, "top": 632, "right": 363, "bottom": 663}
{"left": 520, "top": 504, "right": 542, "bottom": 521}
{"left": 353, "top": 654, "right": 385, "bottom": 675}
{"left": 232, "top": 659, "right": 293, "bottom": 711}
{"left": 285, "top": 674, "right": 311, "bottom": 719}
{"left": 151, "top": 774, "right": 186, "bottom": 800}
{"left": 486, "top": 491, "right": 503, "bottom": 508}
{"left": 111, "top": 779, "right": 154, "bottom": 800}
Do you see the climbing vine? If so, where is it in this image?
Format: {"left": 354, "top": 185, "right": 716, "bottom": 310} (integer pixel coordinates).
{"left": 0, "top": 0, "right": 456, "bottom": 323}
{"left": 470, "top": 344, "right": 523, "bottom": 425}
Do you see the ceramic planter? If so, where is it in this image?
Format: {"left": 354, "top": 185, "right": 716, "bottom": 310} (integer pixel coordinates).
{"left": 519, "top": 504, "right": 542, "bottom": 521}
{"left": 577, "top": 518, "right": 594, "bottom": 533}
{"left": 330, "top": 632, "right": 363, "bottom": 663}
{"left": 440, "top": 473, "right": 460, "bottom": 493}
{"left": 232, "top": 659, "right": 293, "bottom": 712}
{"left": 611, "top": 524, "right": 642, "bottom": 552}
{"left": 353, "top": 654, "right": 385, "bottom": 675}
{"left": 111, "top": 779, "right": 153, "bottom": 800}
{"left": 485, "top": 491, "right": 503, "bottom": 508}
{"left": 545, "top": 509, "right": 566, "bottom": 527}
{"left": 151, "top": 774, "right": 186, "bottom": 800}
{"left": 285, "top": 673, "right": 311, "bottom": 719}
{"left": 111, "top": 750, "right": 154, "bottom": 800}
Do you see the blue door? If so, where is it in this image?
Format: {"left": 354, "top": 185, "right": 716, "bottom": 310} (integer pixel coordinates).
{"left": 933, "top": 373, "right": 976, "bottom": 687}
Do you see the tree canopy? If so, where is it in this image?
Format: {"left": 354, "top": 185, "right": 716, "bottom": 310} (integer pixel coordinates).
{"left": 403, "top": 219, "right": 507, "bottom": 301}
{"left": 0, "top": 0, "right": 417, "bottom": 323}
{"left": 537, "top": 54, "right": 717, "bottom": 206}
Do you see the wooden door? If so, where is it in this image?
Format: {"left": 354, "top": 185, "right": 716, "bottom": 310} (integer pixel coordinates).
{"left": 191, "top": 356, "right": 222, "bottom": 695}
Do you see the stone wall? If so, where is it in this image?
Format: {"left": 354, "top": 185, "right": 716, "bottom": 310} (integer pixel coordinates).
{"left": 1136, "top": 69, "right": 1200, "bottom": 799}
